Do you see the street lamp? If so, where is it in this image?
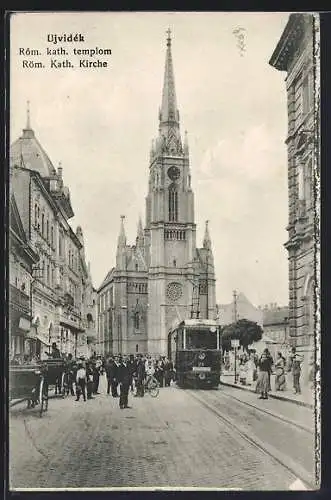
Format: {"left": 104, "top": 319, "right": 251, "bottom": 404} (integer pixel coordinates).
{"left": 231, "top": 338, "right": 240, "bottom": 384}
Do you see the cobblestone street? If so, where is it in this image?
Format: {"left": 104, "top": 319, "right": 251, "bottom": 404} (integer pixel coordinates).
{"left": 9, "top": 376, "right": 316, "bottom": 491}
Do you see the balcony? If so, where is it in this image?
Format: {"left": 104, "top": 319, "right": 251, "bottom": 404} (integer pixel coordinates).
{"left": 9, "top": 285, "right": 31, "bottom": 316}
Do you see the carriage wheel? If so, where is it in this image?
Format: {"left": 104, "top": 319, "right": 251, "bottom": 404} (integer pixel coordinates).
{"left": 148, "top": 380, "right": 160, "bottom": 398}
{"left": 39, "top": 379, "right": 49, "bottom": 417}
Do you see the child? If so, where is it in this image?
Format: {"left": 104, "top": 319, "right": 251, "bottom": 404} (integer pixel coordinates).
{"left": 75, "top": 361, "right": 87, "bottom": 402}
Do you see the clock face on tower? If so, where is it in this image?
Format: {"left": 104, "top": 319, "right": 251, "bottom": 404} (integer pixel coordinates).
{"left": 167, "top": 166, "right": 181, "bottom": 181}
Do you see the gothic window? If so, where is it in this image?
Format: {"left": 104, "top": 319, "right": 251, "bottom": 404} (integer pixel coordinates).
{"left": 168, "top": 185, "right": 178, "bottom": 222}
{"left": 134, "top": 312, "right": 140, "bottom": 330}
{"left": 51, "top": 226, "right": 54, "bottom": 247}
{"left": 135, "top": 263, "right": 138, "bottom": 271}
{"left": 46, "top": 220, "right": 49, "bottom": 242}
{"left": 173, "top": 259, "right": 177, "bottom": 267}
{"left": 41, "top": 213, "right": 45, "bottom": 236}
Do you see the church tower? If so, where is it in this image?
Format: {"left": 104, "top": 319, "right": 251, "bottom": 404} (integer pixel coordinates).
{"left": 145, "top": 30, "right": 200, "bottom": 354}
{"left": 98, "top": 30, "right": 217, "bottom": 356}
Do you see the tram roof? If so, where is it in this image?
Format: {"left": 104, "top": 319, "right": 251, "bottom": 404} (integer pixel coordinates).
{"left": 170, "top": 318, "right": 219, "bottom": 331}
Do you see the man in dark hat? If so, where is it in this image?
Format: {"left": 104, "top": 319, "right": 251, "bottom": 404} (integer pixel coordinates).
{"left": 135, "top": 354, "right": 146, "bottom": 397}
{"left": 117, "top": 355, "right": 131, "bottom": 409}
{"left": 127, "top": 354, "right": 137, "bottom": 393}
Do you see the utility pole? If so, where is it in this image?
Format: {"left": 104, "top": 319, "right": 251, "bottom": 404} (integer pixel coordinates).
{"left": 233, "top": 289, "right": 238, "bottom": 323}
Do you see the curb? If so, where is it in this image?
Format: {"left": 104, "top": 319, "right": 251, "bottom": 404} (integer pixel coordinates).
{"left": 220, "top": 380, "right": 314, "bottom": 410}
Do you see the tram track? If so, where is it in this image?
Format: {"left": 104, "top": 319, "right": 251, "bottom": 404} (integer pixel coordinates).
{"left": 187, "top": 389, "right": 316, "bottom": 490}
{"left": 219, "top": 388, "right": 313, "bottom": 434}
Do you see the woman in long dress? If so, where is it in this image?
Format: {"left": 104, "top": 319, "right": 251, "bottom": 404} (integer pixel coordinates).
{"left": 246, "top": 353, "right": 256, "bottom": 386}
{"left": 274, "top": 352, "right": 286, "bottom": 391}
{"left": 256, "top": 349, "right": 273, "bottom": 399}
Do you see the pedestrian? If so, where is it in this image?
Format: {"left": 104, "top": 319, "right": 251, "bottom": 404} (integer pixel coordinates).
{"left": 109, "top": 356, "right": 120, "bottom": 397}
{"left": 246, "top": 353, "right": 255, "bottom": 386}
{"left": 127, "top": 354, "right": 137, "bottom": 393}
{"left": 274, "top": 352, "right": 286, "bottom": 391}
{"left": 256, "top": 348, "right": 273, "bottom": 400}
{"left": 145, "top": 358, "right": 155, "bottom": 387}
{"left": 92, "top": 360, "right": 101, "bottom": 395}
{"left": 75, "top": 361, "right": 87, "bottom": 402}
{"left": 117, "top": 356, "right": 131, "bottom": 409}
{"left": 65, "top": 353, "right": 76, "bottom": 396}
{"left": 289, "top": 347, "right": 304, "bottom": 394}
{"left": 135, "top": 354, "right": 145, "bottom": 397}
{"left": 86, "top": 362, "right": 94, "bottom": 400}
{"left": 163, "top": 357, "right": 172, "bottom": 387}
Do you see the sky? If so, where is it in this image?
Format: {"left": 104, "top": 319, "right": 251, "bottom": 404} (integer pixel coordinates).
{"left": 10, "top": 11, "right": 290, "bottom": 307}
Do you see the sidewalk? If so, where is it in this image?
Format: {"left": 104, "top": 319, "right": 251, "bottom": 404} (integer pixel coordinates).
{"left": 220, "top": 372, "right": 314, "bottom": 409}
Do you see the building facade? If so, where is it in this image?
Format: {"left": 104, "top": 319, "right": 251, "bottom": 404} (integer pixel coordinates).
{"left": 10, "top": 111, "right": 97, "bottom": 359}
{"left": 218, "top": 291, "right": 263, "bottom": 327}
{"left": 98, "top": 32, "right": 217, "bottom": 356}
{"left": 262, "top": 304, "right": 289, "bottom": 346}
{"left": 9, "top": 194, "right": 39, "bottom": 360}
{"left": 269, "top": 13, "right": 318, "bottom": 384}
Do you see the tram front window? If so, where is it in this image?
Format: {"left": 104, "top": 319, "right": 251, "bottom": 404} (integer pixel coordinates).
{"left": 186, "top": 330, "right": 217, "bottom": 349}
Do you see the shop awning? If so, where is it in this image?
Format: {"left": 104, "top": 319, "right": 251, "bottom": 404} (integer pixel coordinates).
{"left": 26, "top": 334, "right": 51, "bottom": 347}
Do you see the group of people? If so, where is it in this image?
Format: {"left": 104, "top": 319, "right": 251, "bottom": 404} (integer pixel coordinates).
{"left": 47, "top": 349, "right": 176, "bottom": 410}
{"left": 104, "top": 354, "right": 175, "bottom": 409}
{"left": 234, "top": 347, "right": 305, "bottom": 399}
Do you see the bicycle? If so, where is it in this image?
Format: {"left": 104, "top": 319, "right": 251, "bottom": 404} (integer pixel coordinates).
{"left": 145, "top": 375, "right": 160, "bottom": 397}
{"left": 132, "top": 375, "right": 160, "bottom": 397}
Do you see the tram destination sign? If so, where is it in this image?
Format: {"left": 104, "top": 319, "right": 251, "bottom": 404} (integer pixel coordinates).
{"left": 192, "top": 366, "right": 211, "bottom": 372}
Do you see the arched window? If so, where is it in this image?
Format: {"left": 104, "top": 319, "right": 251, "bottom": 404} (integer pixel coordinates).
{"left": 46, "top": 220, "right": 49, "bottom": 241}
{"left": 41, "top": 213, "right": 45, "bottom": 236}
{"left": 134, "top": 312, "right": 140, "bottom": 330}
{"left": 136, "top": 344, "right": 139, "bottom": 353}
{"left": 168, "top": 185, "right": 178, "bottom": 222}
{"left": 51, "top": 226, "right": 54, "bottom": 247}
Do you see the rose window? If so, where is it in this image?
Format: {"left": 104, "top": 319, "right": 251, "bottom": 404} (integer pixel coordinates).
{"left": 166, "top": 282, "right": 183, "bottom": 302}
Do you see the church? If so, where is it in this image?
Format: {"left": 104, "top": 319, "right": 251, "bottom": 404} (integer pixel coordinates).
{"left": 97, "top": 31, "right": 217, "bottom": 356}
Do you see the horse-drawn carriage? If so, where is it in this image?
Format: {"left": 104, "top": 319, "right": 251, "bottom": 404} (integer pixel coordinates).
{"left": 42, "top": 358, "right": 72, "bottom": 396}
{"left": 9, "top": 363, "right": 49, "bottom": 417}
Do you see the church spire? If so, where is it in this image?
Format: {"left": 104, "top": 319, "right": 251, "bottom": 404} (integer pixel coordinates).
{"left": 158, "top": 29, "right": 182, "bottom": 154}
{"left": 184, "top": 130, "right": 189, "bottom": 155}
{"left": 117, "top": 215, "right": 127, "bottom": 248}
{"left": 203, "top": 220, "right": 212, "bottom": 250}
{"left": 136, "top": 215, "right": 144, "bottom": 246}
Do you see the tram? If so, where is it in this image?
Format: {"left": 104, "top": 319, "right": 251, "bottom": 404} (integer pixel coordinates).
{"left": 168, "top": 319, "right": 222, "bottom": 389}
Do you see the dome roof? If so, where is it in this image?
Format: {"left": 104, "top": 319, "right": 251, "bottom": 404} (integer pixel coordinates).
{"left": 10, "top": 126, "right": 57, "bottom": 178}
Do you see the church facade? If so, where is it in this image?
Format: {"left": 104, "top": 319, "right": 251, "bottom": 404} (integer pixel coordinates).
{"left": 97, "top": 32, "right": 217, "bottom": 356}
